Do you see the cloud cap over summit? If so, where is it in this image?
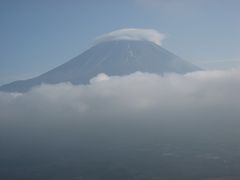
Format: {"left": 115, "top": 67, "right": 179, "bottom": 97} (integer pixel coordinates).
{"left": 94, "top": 28, "right": 166, "bottom": 46}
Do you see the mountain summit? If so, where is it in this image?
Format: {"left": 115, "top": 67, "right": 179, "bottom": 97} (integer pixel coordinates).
{"left": 0, "top": 29, "right": 201, "bottom": 92}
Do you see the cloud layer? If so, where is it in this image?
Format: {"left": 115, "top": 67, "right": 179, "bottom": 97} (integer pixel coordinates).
{"left": 94, "top": 28, "right": 165, "bottom": 45}
{"left": 1, "top": 69, "right": 240, "bottom": 179}
{"left": 1, "top": 69, "right": 240, "bottom": 124}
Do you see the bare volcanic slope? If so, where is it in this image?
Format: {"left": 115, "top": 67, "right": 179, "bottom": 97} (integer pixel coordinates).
{"left": 0, "top": 39, "right": 200, "bottom": 92}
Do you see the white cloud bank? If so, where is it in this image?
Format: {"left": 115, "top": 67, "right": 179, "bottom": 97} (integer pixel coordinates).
{"left": 95, "top": 28, "right": 166, "bottom": 46}
{"left": 0, "top": 70, "right": 240, "bottom": 179}
{"left": 1, "top": 69, "right": 240, "bottom": 180}
{"left": 0, "top": 69, "right": 240, "bottom": 124}
{"left": 1, "top": 68, "right": 240, "bottom": 173}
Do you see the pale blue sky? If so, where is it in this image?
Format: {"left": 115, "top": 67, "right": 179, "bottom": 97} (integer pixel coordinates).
{"left": 1, "top": 0, "right": 240, "bottom": 85}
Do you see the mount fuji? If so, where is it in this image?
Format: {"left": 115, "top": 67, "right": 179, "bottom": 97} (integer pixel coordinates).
{"left": 0, "top": 29, "right": 201, "bottom": 92}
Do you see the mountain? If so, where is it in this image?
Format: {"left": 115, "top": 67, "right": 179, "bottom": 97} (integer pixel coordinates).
{"left": 0, "top": 40, "right": 201, "bottom": 92}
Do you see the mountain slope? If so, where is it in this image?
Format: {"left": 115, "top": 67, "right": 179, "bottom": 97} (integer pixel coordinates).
{"left": 0, "top": 40, "right": 201, "bottom": 92}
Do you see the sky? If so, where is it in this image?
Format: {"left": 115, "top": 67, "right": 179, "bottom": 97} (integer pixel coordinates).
{"left": 1, "top": 0, "right": 240, "bottom": 85}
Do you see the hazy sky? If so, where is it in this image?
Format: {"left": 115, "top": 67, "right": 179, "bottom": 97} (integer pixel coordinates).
{"left": 1, "top": 0, "right": 240, "bottom": 85}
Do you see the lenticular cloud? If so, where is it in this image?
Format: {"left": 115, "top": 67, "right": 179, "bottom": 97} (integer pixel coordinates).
{"left": 94, "top": 28, "right": 166, "bottom": 45}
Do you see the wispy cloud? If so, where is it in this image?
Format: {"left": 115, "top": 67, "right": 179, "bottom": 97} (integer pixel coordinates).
{"left": 134, "top": 0, "right": 204, "bottom": 14}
